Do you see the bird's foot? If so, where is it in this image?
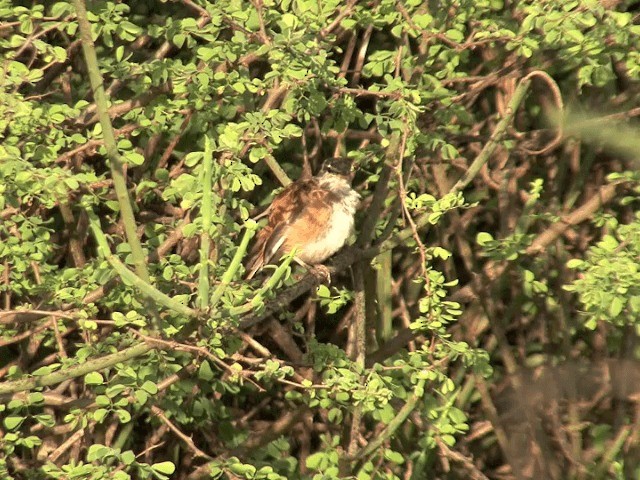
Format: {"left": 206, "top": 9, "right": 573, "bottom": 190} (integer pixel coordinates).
{"left": 311, "top": 264, "right": 331, "bottom": 284}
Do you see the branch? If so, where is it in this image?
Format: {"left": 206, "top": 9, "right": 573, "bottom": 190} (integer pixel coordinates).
{"left": 450, "top": 72, "right": 535, "bottom": 193}
{"left": 197, "top": 138, "right": 215, "bottom": 309}
{"left": 367, "top": 180, "right": 625, "bottom": 365}
{"left": 55, "top": 124, "right": 139, "bottom": 164}
{"left": 88, "top": 211, "right": 199, "bottom": 319}
{"left": 0, "top": 342, "right": 153, "bottom": 395}
{"left": 354, "top": 379, "right": 425, "bottom": 463}
{"left": 210, "top": 221, "right": 257, "bottom": 308}
{"left": 81, "top": 85, "right": 170, "bottom": 126}
{"left": 231, "top": 251, "right": 295, "bottom": 316}
{"left": 260, "top": 84, "right": 292, "bottom": 186}
{"left": 151, "top": 405, "right": 213, "bottom": 460}
{"left": 357, "top": 134, "right": 400, "bottom": 247}
{"left": 346, "top": 263, "right": 367, "bottom": 458}
{"left": 72, "top": 0, "right": 153, "bottom": 317}
{"left": 527, "top": 183, "right": 619, "bottom": 254}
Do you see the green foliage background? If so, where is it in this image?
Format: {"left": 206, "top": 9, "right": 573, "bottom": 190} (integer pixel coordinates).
{"left": 1, "top": 0, "right": 640, "bottom": 478}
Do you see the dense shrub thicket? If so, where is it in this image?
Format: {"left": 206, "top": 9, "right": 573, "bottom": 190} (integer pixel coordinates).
{"left": 1, "top": 0, "right": 640, "bottom": 479}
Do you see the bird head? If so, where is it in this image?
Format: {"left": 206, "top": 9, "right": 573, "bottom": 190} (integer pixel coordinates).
{"left": 319, "top": 157, "right": 354, "bottom": 178}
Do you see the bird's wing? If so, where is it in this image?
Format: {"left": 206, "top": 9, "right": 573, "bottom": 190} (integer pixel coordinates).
{"left": 276, "top": 187, "right": 336, "bottom": 257}
{"left": 244, "top": 178, "right": 319, "bottom": 279}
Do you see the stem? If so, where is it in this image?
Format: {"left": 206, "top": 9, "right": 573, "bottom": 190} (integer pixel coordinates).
{"left": 595, "top": 425, "right": 631, "bottom": 479}
{"left": 450, "top": 76, "right": 532, "bottom": 193}
{"left": 357, "top": 131, "right": 397, "bottom": 247}
{"left": 264, "top": 154, "right": 292, "bottom": 187}
{"left": 354, "top": 379, "right": 425, "bottom": 463}
{"left": 347, "top": 263, "right": 367, "bottom": 458}
{"left": 254, "top": 253, "right": 295, "bottom": 303}
{"left": 210, "top": 221, "right": 258, "bottom": 308}
{"left": 88, "top": 211, "right": 198, "bottom": 319}
{"left": 198, "top": 138, "right": 215, "bottom": 309}
{"left": 72, "top": 1, "right": 151, "bottom": 285}
{"left": 375, "top": 250, "right": 393, "bottom": 343}
{"left": 105, "top": 254, "right": 199, "bottom": 319}
{"left": 230, "top": 252, "right": 295, "bottom": 316}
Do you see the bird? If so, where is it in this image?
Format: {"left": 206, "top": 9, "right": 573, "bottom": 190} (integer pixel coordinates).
{"left": 245, "top": 157, "right": 360, "bottom": 280}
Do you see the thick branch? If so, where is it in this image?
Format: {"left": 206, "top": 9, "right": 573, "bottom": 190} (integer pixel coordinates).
{"left": 0, "top": 342, "right": 153, "bottom": 395}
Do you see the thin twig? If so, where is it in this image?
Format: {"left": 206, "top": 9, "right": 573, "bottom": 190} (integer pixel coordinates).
{"left": 320, "top": 0, "right": 359, "bottom": 38}
{"left": 48, "top": 428, "right": 86, "bottom": 462}
{"left": 151, "top": 405, "right": 213, "bottom": 460}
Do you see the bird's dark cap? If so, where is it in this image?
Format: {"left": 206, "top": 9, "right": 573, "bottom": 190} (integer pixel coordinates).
{"left": 319, "top": 157, "right": 354, "bottom": 177}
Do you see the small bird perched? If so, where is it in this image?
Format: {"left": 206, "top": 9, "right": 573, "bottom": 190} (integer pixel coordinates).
{"left": 245, "top": 157, "right": 360, "bottom": 279}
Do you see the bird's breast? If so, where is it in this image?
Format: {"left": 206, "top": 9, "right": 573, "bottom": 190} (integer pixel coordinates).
{"left": 297, "top": 187, "right": 360, "bottom": 264}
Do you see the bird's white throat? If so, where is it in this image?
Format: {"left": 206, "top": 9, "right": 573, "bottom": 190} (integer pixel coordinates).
{"left": 298, "top": 174, "right": 360, "bottom": 264}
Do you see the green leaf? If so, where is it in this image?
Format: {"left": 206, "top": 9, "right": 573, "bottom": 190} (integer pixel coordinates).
{"left": 31, "top": 366, "right": 53, "bottom": 377}
{"left": 413, "top": 13, "right": 433, "bottom": 28}
{"left": 316, "top": 284, "right": 331, "bottom": 298}
{"left": 432, "top": 247, "right": 451, "bottom": 259}
{"left": 35, "top": 414, "right": 55, "bottom": 427}
{"left": 116, "top": 409, "right": 132, "bottom": 423}
{"left": 445, "top": 29, "right": 464, "bottom": 42}
{"left": 152, "top": 462, "right": 176, "bottom": 475}
{"left": 280, "top": 13, "right": 298, "bottom": 29}
{"left": 198, "top": 361, "right": 215, "bottom": 381}
{"left": 134, "top": 390, "right": 148, "bottom": 405}
{"left": 306, "top": 452, "right": 326, "bottom": 470}
{"left": 448, "top": 407, "right": 467, "bottom": 424}
{"left": 106, "top": 384, "right": 127, "bottom": 398}
{"left": 476, "top": 232, "right": 494, "bottom": 245}
{"left": 64, "top": 177, "right": 79, "bottom": 190}
{"left": 84, "top": 372, "right": 104, "bottom": 385}
{"left": 609, "top": 296, "right": 624, "bottom": 317}
{"left": 566, "top": 259, "right": 583, "bottom": 268}
{"left": 600, "top": 235, "right": 618, "bottom": 251}
{"left": 4, "top": 416, "right": 25, "bottom": 430}
{"left": 121, "top": 450, "right": 136, "bottom": 465}
{"left": 228, "top": 463, "right": 256, "bottom": 476}
{"left": 141, "top": 380, "right": 158, "bottom": 394}
{"left": 51, "top": 2, "right": 73, "bottom": 17}
{"left": 249, "top": 146, "right": 268, "bottom": 163}
{"left": 93, "top": 408, "right": 109, "bottom": 422}
{"left": 87, "top": 444, "right": 111, "bottom": 461}
{"left": 184, "top": 151, "right": 203, "bottom": 167}
{"left": 335, "top": 391, "right": 349, "bottom": 402}
{"left": 327, "top": 408, "right": 342, "bottom": 423}
{"left": 173, "top": 33, "right": 186, "bottom": 48}
{"left": 384, "top": 449, "right": 405, "bottom": 464}
{"left": 27, "top": 392, "right": 45, "bottom": 404}
{"left": 124, "top": 151, "right": 145, "bottom": 166}
{"left": 441, "top": 433, "right": 456, "bottom": 446}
